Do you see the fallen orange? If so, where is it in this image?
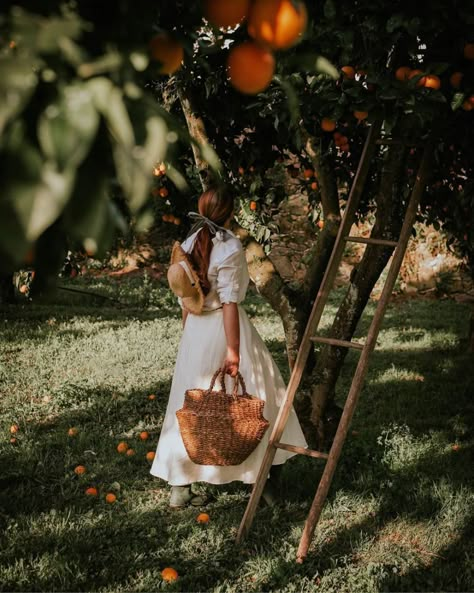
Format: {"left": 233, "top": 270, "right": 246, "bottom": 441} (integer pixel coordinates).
{"left": 85, "top": 487, "right": 98, "bottom": 496}
{"left": 117, "top": 441, "right": 129, "bottom": 454}
{"left": 10, "top": 424, "right": 19, "bottom": 434}
{"left": 68, "top": 427, "right": 79, "bottom": 437}
{"left": 197, "top": 512, "right": 210, "bottom": 524}
{"left": 105, "top": 493, "right": 117, "bottom": 503}
{"left": 139, "top": 431, "right": 150, "bottom": 441}
{"left": 146, "top": 451, "right": 156, "bottom": 462}
{"left": 74, "top": 465, "right": 86, "bottom": 475}
{"left": 161, "top": 567, "right": 178, "bottom": 582}
{"left": 126, "top": 448, "right": 136, "bottom": 457}
{"left": 148, "top": 394, "right": 156, "bottom": 400}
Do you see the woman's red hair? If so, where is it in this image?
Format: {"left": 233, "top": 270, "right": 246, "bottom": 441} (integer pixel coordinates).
{"left": 188, "top": 187, "right": 234, "bottom": 295}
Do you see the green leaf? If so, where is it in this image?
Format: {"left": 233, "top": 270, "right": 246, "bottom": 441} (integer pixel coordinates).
{"left": 0, "top": 55, "right": 40, "bottom": 136}
{"left": 451, "top": 93, "right": 465, "bottom": 111}
{"left": 37, "top": 82, "right": 99, "bottom": 170}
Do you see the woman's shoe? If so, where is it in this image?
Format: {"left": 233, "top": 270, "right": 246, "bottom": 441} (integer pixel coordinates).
{"left": 169, "top": 485, "right": 208, "bottom": 509}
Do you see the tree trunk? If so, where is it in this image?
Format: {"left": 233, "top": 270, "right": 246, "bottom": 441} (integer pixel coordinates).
{"left": 309, "top": 125, "right": 412, "bottom": 445}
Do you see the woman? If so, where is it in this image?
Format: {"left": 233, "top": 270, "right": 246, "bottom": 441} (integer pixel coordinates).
{"left": 150, "top": 186, "right": 307, "bottom": 508}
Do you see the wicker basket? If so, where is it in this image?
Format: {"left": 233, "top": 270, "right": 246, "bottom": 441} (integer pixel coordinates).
{"left": 176, "top": 368, "right": 270, "bottom": 466}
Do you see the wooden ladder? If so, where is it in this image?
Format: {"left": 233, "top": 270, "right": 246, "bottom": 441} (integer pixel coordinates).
{"left": 236, "top": 121, "right": 436, "bottom": 562}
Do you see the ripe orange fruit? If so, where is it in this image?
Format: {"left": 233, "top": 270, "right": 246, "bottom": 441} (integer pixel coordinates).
{"left": 227, "top": 41, "right": 275, "bottom": 94}
{"left": 159, "top": 187, "right": 169, "bottom": 198}
{"left": 148, "top": 394, "right": 156, "bottom": 400}
{"left": 126, "top": 448, "right": 136, "bottom": 457}
{"left": 10, "top": 424, "right": 19, "bottom": 434}
{"left": 85, "top": 487, "right": 98, "bottom": 496}
{"left": 117, "top": 441, "right": 129, "bottom": 454}
{"left": 146, "top": 451, "right": 155, "bottom": 462}
{"left": 310, "top": 181, "right": 318, "bottom": 190}
{"left": 238, "top": 166, "right": 245, "bottom": 175}
{"left": 197, "top": 512, "right": 210, "bottom": 524}
{"left": 464, "top": 43, "right": 474, "bottom": 60}
{"left": 354, "top": 111, "right": 368, "bottom": 121}
{"left": 149, "top": 33, "right": 184, "bottom": 75}
{"left": 203, "top": 0, "right": 250, "bottom": 28}
{"left": 105, "top": 493, "right": 117, "bottom": 504}
{"left": 395, "top": 66, "right": 411, "bottom": 81}
{"left": 19, "top": 285, "right": 28, "bottom": 294}
{"left": 10, "top": 437, "right": 17, "bottom": 444}
{"left": 139, "top": 431, "right": 149, "bottom": 441}
{"left": 321, "top": 118, "right": 336, "bottom": 132}
{"left": 248, "top": 0, "right": 307, "bottom": 50}
{"left": 423, "top": 75, "right": 441, "bottom": 90}
{"left": 162, "top": 214, "right": 170, "bottom": 222}
{"left": 74, "top": 465, "right": 86, "bottom": 475}
{"left": 249, "top": 201, "right": 258, "bottom": 211}
{"left": 161, "top": 567, "right": 178, "bottom": 582}
{"left": 341, "top": 65, "right": 355, "bottom": 79}
{"left": 462, "top": 99, "right": 473, "bottom": 111}
{"left": 408, "top": 69, "right": 426, "bottom": 87}
{"left": 449, "top": 72, "right": 463, "bottom": 88}
{"left": 317, "top": 220, "right": 324, "bottom": 229}
{"left": 173, "top": 217, "right": 182, "bottom": 225}
{"left": 68, "top": 427, "right": 79, "bottom": 437}
{"left": 303, "top": 168, "right": 314, "bottom": 179}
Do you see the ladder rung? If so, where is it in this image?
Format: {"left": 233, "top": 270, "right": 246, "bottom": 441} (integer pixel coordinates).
{"left": 345, "top": 236, "right": 398, "bottom": 247}
{"left": 310, "top": 336, "right": 365, "bottom": 350}
{"left": 274, "top": 442, "right": 329, "bottom": 460}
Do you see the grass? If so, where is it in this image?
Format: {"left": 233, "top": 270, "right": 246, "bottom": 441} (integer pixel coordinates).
{"left": 1, "top": 275, "right": 473, "bottom": 592}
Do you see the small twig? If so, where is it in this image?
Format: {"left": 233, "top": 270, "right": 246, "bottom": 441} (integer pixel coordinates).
{"left": 57, "top": 285, "right": 127, "bottom": 306}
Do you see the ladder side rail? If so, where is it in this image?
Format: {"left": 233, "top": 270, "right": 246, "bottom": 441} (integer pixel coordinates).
{"left": 236, "top": 121, "right": 382, "bottom": 543}
{"left": 296, "top": 139, "right": 436, "bottom": 561}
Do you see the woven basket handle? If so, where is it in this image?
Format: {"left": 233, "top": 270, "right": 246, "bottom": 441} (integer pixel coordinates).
{"left": 207, "top": 368, "right": 226, "bottom": 393}
{"left": 231, "top": 371, "right": 248, "bottom": 398}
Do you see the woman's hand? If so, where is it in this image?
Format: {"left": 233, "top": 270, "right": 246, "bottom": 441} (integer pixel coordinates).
{"left": 223, "top": 347, "right": 240, "bottom": 377}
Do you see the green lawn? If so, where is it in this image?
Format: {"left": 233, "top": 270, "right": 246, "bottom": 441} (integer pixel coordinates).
{"left": 1, "top": 276, "right": 473, "bottom": 592}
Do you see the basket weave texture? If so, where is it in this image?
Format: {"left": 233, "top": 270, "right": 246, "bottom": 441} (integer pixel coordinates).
{"left": 176, "top": 369, "right": 270, "bottom": 466}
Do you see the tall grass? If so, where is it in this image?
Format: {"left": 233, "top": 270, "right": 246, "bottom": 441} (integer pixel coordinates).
{"left": 1, "top": 276, "right": 473, "bottom": 592}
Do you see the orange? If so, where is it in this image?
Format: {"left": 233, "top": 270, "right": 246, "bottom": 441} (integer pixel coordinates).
{"left": 249, "top": 200, "right": 258, "bottom": 211}
{"left": 464, "top": 43, "right": 474, "bottom": 60}
{"left": 203, "top": 0, "right": 250, "bottom": 28}
{"left": 148, "top": 394, "right": 156, "bottom": 400}
{"left": 408, "top": 69, "right": 426, "bottom": 87}
{"left": 449, "top": 72, "right": 463, "bottom": 88}
{"left": 139, "top": 431, "right": 149, "bottom": 441}
{"left": 68, "top": 427, "right": 79, "bottom": 437}
{"left": 333, "top": 131, "right": 342, "bottom": 141}
{"left": 469, "top": 95, "right": 474, "bottom": 105}
{"left": 117, "top": 441, "right": 129, "bottom": 454}
{"left": 10, "top": 437, "right": 17, "bottom": 444}
{"left": 85, "top": 487, "right": 98, "bottom": 496}
{"left": 303, "top": 168, "right": 314, "bottom": 179}
{"left": 248, "top": 0, "right": 307, "bottom": 50}
{"left": 341, "top": 65, "right": 355, "bottom": 79}
{"left": 452, "top": 444, "right": 460, "bottom": 451}
{"left": 162, "top": 214, "right": 171, "bottom": 222}
{"left": 161, "top": 567, "right": 178, "bottom": 582}
{"left": 126, "top": 448, "right": 136, "bottom": 457}
{"left": 310, "top": 181, "right": 318, "bottom": 190}
{"left": 105, "top": 493, "right": 117, "bottom": 503}
{"left": 238, "top": 166, "right": 245, "bottom": 175}
{"left": 462, "top": 100, "right": 473, "bottom": 111}
{"left": 173, "top": 217, "right": 182, "bottom": 225}
{"left": 159, "top": 187, "right": 169, "bottom": 198}
{"left": 395, "top": 66, "right": 411, "bottom": 81}
{"left": 74, "top": 465, "right": 86, "bottom": 475}
{"left": 19, "top": 285, "right": 28, "bottom": 294}
{"left": 10, "top": 424, "right": 19, "bottom": 434}
{"left": 423, "top": 75, "right": 441, "bottom": 90}
{"left": 196, "top": 512, "right": 210, "bottom": 524}
{"left": 339, "top": 135, "right": 348, "bottom": 145}
{"left": 353, "top": 111, "right": 368, "bottom": 121}
{"left": 149, "top": 33, "right": 184, "bottom": 75}
{"left": 146, "top": 451, "right": 155, "bottom": 462}
{"left": 227, "top": 41, "right": 275, "bottom": 94}
{"left": 317, "top": 220, "right": 324, "bottom": 229}
{"left": 321, "top": 118, "right": 336, "bottom": 132}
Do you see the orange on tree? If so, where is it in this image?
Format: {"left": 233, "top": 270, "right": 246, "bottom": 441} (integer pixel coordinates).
{"left": 85, "top": 487, "right": 98, "bottom": 496}
{"left": 196, "top": 512, "right": 210, "bottom": 524}
{"left": 395, "top": 66, "right": 411, "bottom": 81}
{"left": 464, "top": 43, "right": 474, "bottom": 60}
{"left": 354, "top": 110, "right": 368, "bottom": 121}
{"left": 227, "top": 41, "right": 275, "bottom": 94}
{"left": 10, "top": 437, "right": 17, "bottom": 445}
{"left": 117, "top": 441, "right": 129, "bottom": 454}
{"left": 68, "top": 427, "right": 79, "bottom": 437}
{"left": 74, "top": 465, "right": 86, "bottom": 475}
{"left": 321, "top": 118, "right": 336, "bottom": 132}
{"left": 149, "top": 33, "right": 184, "bottom": 75}
{"left": 303, "top": 168, "right": 314, "bottom": 179}
{"left": 203, "top": 0, "right": 250, "bottom": 28}
{"left": 105, "top": 493, "right": 117, "bottom": 503}
{"left": 317, "top": 220, "right": 324, "bottom": 229}
{"left": 19, "top": 285, "right": 28, "bottom": 294}
{"left": 449, "top": 71, "right": 463, "bottom": 88}
{"left": 341, "top": 65, "right": 355, "bottom": 79}
{"left": 139, "top": 431, "right": 149, "bottom": 441}
{"left": 462, "top": 99, "right": 473, "bottom": 111}
{"left": 159, "top": 187, "right": 169, "bottom": 198}
{"left": 423, "top": 75, "right": 441, "bottom": 90}
{"left": 146, "top": 451, "right": 155, "bottom": 462}
{"left": 408, "top": 69, "right": 426, "bottom": 87}
{"left": 247, "top": 0, "right": 307, "bottom": 50}
{"left": 310, "top": 181, "right": 318, "bottom": 190}
{"left": 249, "top": 200, "right": 258, "bottom": 211}
{"left": 238, "top": 166, "right": 245, "bottom": 175}
{"left": 173, "top": 217, "right": 182, "bottom": 225}
{"left": 161, "top": 567, "right": 178, "bottom": 582}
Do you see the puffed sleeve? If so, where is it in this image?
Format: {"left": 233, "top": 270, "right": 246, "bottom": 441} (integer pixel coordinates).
{"left": 216, "top": 246, "right": 244, "bottom": 304}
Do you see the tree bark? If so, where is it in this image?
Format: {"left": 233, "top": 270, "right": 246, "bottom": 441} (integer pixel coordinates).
{"left": 309, "top": 123, "right": 412, "bottom": 444}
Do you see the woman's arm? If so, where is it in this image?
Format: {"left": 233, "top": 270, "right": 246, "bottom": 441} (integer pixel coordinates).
{"left": 182, "top": 308, "right": 189, "bottom": 328}
{"left": 222, "top": 302, "right": 240, "bottom": 377}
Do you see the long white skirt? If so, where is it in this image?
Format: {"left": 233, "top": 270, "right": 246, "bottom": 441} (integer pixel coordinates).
{"left": 150, "top": 305, "right": 308, "bottom": 485}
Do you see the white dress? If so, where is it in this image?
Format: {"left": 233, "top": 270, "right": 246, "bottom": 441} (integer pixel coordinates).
{"left": 150, "top": 228, "right": 308, "bottom": 485}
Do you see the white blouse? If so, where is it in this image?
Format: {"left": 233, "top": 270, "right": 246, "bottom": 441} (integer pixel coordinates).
{"left": 180, "top": 228, "right": 249, "bottom": 311}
